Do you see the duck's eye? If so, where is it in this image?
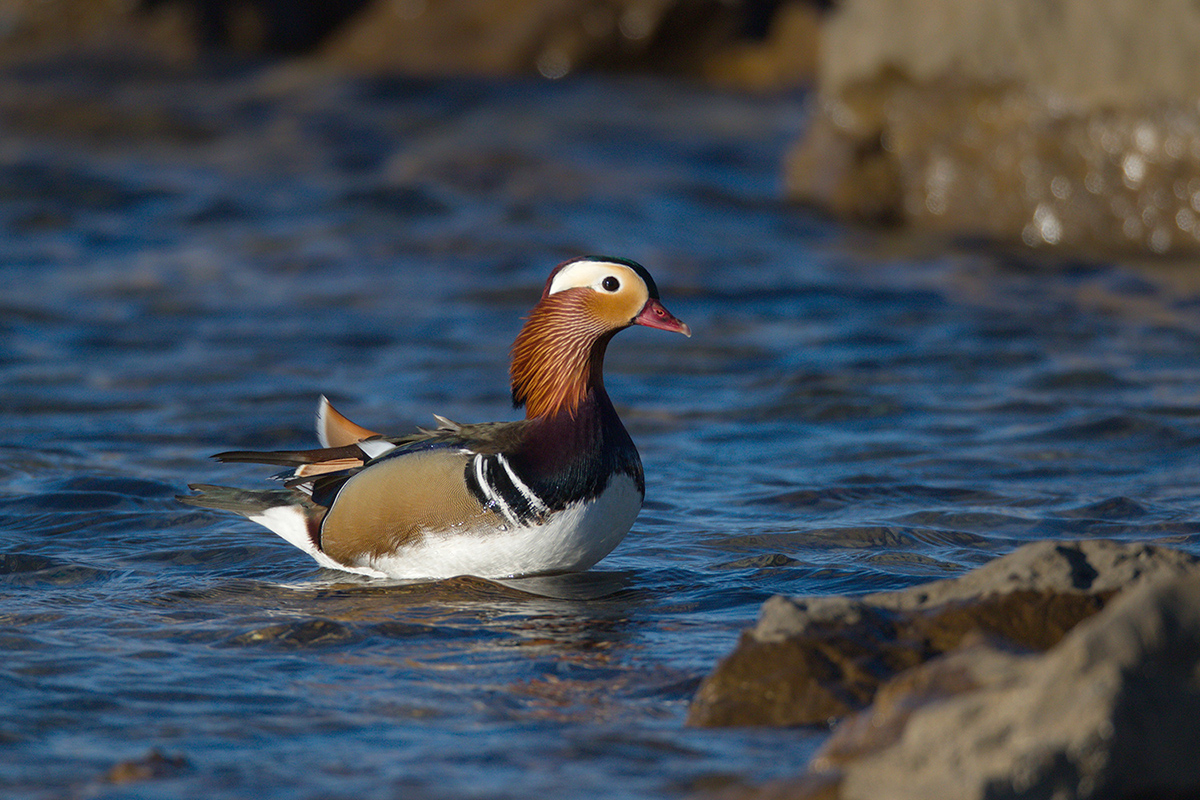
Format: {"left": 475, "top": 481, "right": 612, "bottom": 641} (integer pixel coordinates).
{"left": 602, "top": 276, "right": 620, "bottom": 292}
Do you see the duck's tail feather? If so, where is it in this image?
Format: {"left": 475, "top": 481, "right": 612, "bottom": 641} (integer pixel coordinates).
{"left": 178, "top": 484, "right": 331, "bottom": 561}
{"left": 211, "top": 444, "right": 366, "bottom": 468}
{"left": 177, "top": 484, "right": 304, "bottom": 517}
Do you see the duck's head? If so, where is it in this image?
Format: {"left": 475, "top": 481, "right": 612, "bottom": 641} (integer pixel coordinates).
{"left": 511, "top": 256, "right": 690, "bottom": 418}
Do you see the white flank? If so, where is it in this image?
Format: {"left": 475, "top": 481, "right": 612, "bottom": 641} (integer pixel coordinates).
{"left": 362, "top": 473, "right": 643, "bottom": 580}
{"left": 249, "top": 506, "right": 387, "bottom": 578}
{"left": 243, "top": 461, "right": 642, "bottom": 581}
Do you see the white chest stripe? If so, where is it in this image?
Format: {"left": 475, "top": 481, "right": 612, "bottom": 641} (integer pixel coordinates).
{"left": 471, "top": 453, "right": 551, "bottom": 527}
{"left": 474, "top": 454, "right": 519, "bottom": 527}
{"left": 495, "top": 453, "right": 549, "bottom": 515}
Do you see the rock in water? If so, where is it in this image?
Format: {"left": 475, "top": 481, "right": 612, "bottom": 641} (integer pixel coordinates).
{"left": 687, "top": 539, "right": 1198, "bottom": 727}
{"left": 787, "top": 0, "right": 1200, "bottom": 256}
{"left": 690, "top": 540, "right": 1200, "bottom": 799}
{"left": 831, "top": 572, "right": 1200, "bottom": 800}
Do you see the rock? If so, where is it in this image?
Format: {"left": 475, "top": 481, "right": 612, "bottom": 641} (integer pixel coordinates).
{"left": 818, "top": 0, "right": 1200, "bottom": 108}
{"left": 694, "top": 542, "right": 1200, "bottom": 799}
{"left": 696, "top": 1, "right": 821, "bottom": 92}
{"left": 824, "top": 572, "right": 1200, "bottom": 800}
{"left": 0, "top": 0, "right": 194, "bottom": 65}
{"left": 148, "top": 0, "right": 370, "bottom": 53}
{"left": 687, "top": 540, "right": 1199, "bottom": 727}
{"left": 319, "top": 0, "right": 820, "bottom": 87}
{"left": 787, "top": 0, "right": 1200, "bottom": 256}
{"left": 0, "top": 0, "right": 821, "bottom": 88}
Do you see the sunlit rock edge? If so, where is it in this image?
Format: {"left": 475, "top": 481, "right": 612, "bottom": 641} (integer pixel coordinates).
{"left": 690, "top": 539, "right": 1200, "bottom": 800}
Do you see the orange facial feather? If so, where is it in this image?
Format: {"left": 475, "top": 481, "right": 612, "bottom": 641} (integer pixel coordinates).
{"left": 510, "top": 289, "right": 615, "bottom": 419}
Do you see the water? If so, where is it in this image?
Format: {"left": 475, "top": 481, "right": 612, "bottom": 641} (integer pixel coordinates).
{"left": 4, "top": 61, "right": 1200, "bottom": 799}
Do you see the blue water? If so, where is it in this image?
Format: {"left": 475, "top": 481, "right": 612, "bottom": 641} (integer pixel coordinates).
{"left": 3, "top": 64, "right": 1200, "bottom": 799}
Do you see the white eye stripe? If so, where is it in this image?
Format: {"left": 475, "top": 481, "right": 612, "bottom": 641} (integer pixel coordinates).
{"left": 548, "top": 260, "right": 636, "bottom": 295}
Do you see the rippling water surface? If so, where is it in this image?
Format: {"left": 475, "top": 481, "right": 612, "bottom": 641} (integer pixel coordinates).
{"left": 4, "top": 63, "right": 1200, "bottom": 799}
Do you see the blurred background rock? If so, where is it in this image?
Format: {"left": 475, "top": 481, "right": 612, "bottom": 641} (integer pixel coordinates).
{"left": 0, "top": 1, "right": 822, "bottom": 87}
{"left": 790, "top": 0, "right": 1200, "bottom": 257}
{"left": 4, "top": 0, "right": 1200, "bottom": 257}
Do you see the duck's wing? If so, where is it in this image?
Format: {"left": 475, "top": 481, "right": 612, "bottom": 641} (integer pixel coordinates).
{"left": 211, "top": 415, "right": 530, "bottom": 495}
{"left": 317, "top": 417, "right": 554, "bottom": 564}
{"left": 211, "top": 438, "right": 396, "bottom": 480}
{"left": 210, "top": 398, "right": 437, "bottom": 481}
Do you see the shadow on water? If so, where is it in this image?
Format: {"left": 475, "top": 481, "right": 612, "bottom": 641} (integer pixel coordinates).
{"left": 165, "top": 570, "right": 648, "bottom": 656}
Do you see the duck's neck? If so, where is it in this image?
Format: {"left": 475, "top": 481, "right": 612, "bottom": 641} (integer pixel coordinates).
{"left": 510, "top": 296, "right": 615, "bottom": 420}
{"left": 509, "top": 358, "right": 643, "bottom": 509}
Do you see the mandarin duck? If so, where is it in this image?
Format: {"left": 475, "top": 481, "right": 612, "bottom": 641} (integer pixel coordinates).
{"left": 179, "top": 256, "right": 691, "bottom": 579}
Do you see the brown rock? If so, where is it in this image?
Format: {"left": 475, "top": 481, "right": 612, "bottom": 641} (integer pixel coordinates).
{"left": 0, "top": 0, "right": 821, "bottom": 87}
{"left": 700, "top": 2, "right": 821, "bottom": 92}
{"left": 809, "top": 643, "right": 994, "bottom": 770}
{"left": 0, "top": 0, "right": 195, "bottom": 66}
{"left": 320, "top": 0, "right": 820, "bottom": 86}
{"left": 829, "top": 572, "right": 1200, "bottom": 800}
{"left": 686, "top": 602, "right": 926, "bottom": 727}
{"left": 695, "top": 544, "right": 1200, "bottom": 800}
{"left": 817, "top": 0, "right": 1200, "bottom": 109}
{"left": 687, "top": 541, "right": 1198, "bottom": 727}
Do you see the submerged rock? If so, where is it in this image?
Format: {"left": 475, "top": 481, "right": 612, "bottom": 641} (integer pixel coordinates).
{"left": 103, "top": 749, "right": 190, "bottom": 784}
{"left": 788, "top": 0, "right": 1200, "bottom": 256}
{"left": 692, "top": 540, "right": 1200, "bottom": 799}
